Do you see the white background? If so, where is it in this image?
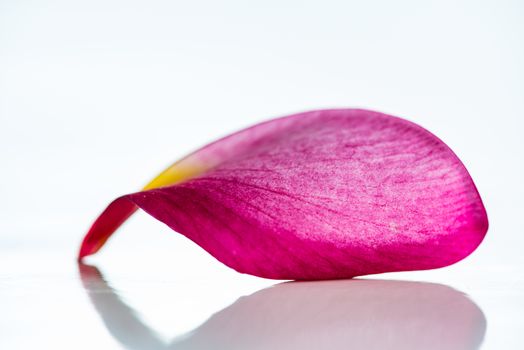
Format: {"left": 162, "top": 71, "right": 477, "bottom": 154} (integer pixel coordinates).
{"left": 1, "top": 1, "right": 523, "bottom": 349}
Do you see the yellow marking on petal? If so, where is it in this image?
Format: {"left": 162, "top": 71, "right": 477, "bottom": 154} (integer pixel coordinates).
{"left": 142, "top": 162, "right": 207, "bottom": 190}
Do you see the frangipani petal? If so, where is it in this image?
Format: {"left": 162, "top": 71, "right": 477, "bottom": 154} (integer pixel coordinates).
{"left": 79, "top": 109, "right": 488, "bottom": 279}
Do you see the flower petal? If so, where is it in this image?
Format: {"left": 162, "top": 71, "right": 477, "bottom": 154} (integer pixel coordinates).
{"left": 79, "top": 109, "right": 488, "bottom": 279}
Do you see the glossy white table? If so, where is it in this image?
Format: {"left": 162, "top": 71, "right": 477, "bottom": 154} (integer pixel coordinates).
{"left": 1, "top": 216, "right": 522, "bottom": 349}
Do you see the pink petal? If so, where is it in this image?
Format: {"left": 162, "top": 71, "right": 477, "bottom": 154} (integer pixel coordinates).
{"left": 79, "top": 109, "right": 488, "bottom": 279}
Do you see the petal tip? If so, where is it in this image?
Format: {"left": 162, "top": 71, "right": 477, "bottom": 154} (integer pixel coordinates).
{"left": 78, "top": 197, "right": 138, "bottom": 260}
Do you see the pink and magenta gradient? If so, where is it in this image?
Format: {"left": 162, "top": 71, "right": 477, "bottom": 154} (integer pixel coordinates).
{"left": 79, "top": 109, "right": 488, "bottom": 280}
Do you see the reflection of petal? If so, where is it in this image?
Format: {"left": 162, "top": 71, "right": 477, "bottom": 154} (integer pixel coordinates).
{"left": 78, "top": 264, "right": 164, "bottom": 350}
{"left": 178, "top": 280, "right": 486, "bottom": 350}
{"left": 79, "top": 263, "right": 486, "bottom": 350}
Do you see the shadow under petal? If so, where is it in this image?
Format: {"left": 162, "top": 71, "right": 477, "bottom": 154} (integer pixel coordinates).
{"left": 78, "top": 263, "right": 486, "bottom": 350}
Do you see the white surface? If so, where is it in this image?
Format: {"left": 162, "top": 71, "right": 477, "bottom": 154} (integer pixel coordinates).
{"left": 1, "top": 1, "right": 523, "bottom": 349}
